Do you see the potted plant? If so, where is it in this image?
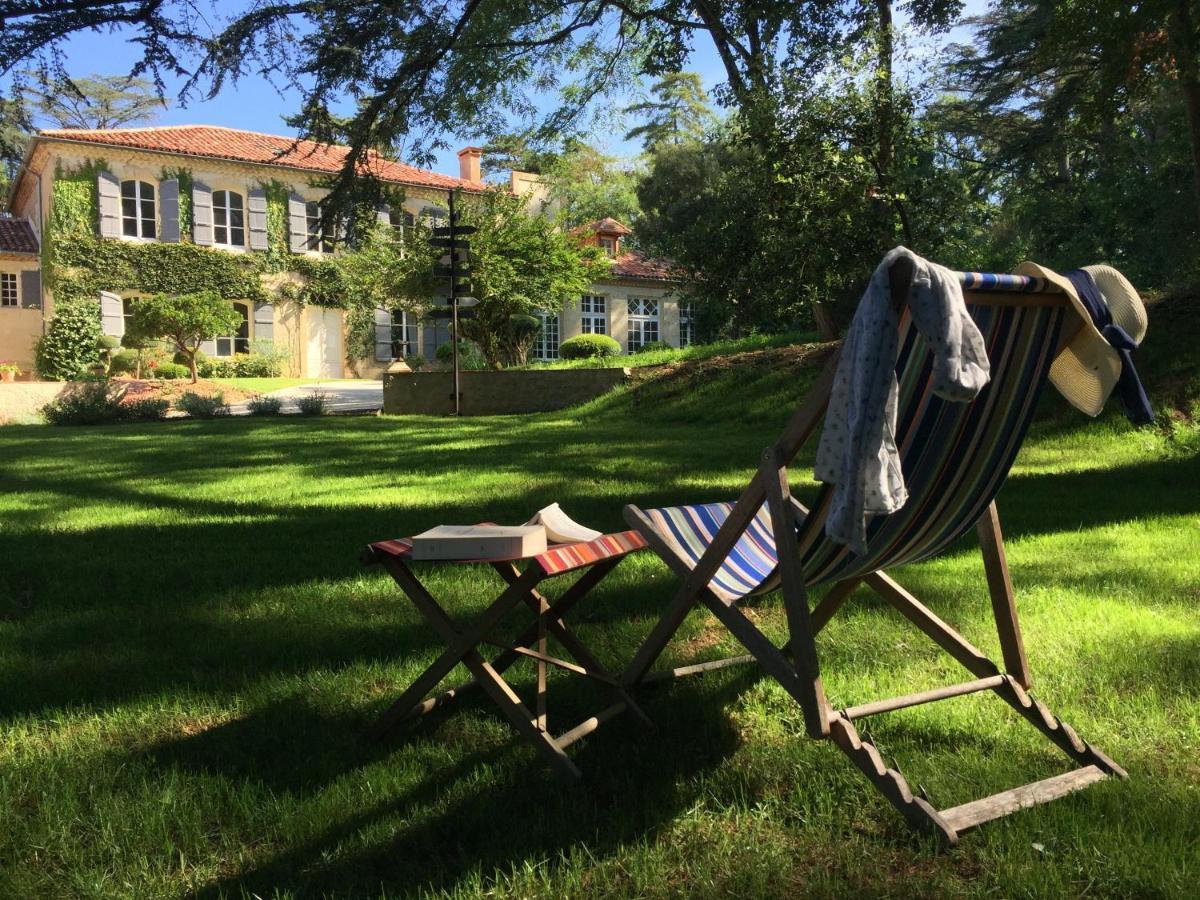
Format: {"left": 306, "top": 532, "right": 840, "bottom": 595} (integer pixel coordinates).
{"left": 0, "top": 362, "right": 21, "bottom": 383}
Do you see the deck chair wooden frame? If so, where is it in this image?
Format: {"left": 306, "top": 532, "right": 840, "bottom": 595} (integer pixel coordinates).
{"left": 621, "top": 258, "right": 1126, "bottom": 844}
{"left": 363, "top": 532, "right": 651, "bottom": 781}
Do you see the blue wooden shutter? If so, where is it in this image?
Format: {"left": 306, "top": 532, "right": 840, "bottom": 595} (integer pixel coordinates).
{"left": 160, "top": 178, "right": 180, "bottom": 242}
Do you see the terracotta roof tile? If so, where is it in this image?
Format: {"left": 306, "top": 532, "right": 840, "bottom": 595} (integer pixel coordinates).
{"left": 607, "top": 249, "right": 677, "bottom": 283}
{"left": 37, "top": 125, "right": 487, "bottom": 192}
{"left": 587, "top": 216, "right": 632, "bottom": 235}
{"left": 0, "top": 217, "right": 38, "bottom": 254}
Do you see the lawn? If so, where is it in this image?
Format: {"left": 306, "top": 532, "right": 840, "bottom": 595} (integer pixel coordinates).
{"left": 207, "top": 377, "right": 370, "bottom": 394}
{"left": 1, "top": 326, "right": 1198, "bottom": 898}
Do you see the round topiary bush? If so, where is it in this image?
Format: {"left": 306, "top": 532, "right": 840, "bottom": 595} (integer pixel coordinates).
{"left": 108, "top": 349, "right": 140, "bottom": 376}
{"left": 560, "top": 334, "right": 622, "bottom": 360}
{"left": 34, "top": 304, "right": 103, "bottom": 380}
{"left": 154, "top": 362, "right": 190, "bottom": 380}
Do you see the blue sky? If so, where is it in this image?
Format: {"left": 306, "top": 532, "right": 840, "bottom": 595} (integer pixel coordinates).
{"left": 14, "top": 1, "right": 989, "bottom": 179}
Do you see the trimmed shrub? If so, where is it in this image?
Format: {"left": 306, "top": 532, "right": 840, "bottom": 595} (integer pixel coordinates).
{"left": 35, "top": 304, "right": 104, "bottom": 380}
{"left": 247, "top": 395, "right": 283, "bottom": 416}
{"left": 41, "top": 382, "right": 126, "bottom": 426}
{"left": 125, "top": 398, "right": 171, "bottom": 421}
{"left": 154, "top": 362, "right": 190, "bottom": 380}
{"left": 231, "top": 353, "right": 282, "bottom": 378}
{"left": 296, "top": 391, "right": 328, "bottom": 416}
{"left": 636, "top": 340, "right": 674, "bottom": 354}
{"left": 108, "top": 349, "right": 141, "bottom": 375}
{"left": 176, "top": 391, "right": 229, "bottom": 418}
{"left": 560, "top": 334, "right": 622, "bottom": 360}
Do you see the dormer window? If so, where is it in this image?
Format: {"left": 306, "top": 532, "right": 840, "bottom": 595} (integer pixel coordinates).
{"left": 121, "top": 180, "right": 156, "bottom": 239}
{"left": 599, "top": 236, "right": 617, "bottom": 257}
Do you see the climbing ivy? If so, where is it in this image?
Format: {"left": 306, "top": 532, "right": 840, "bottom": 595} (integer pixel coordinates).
{"left": 46, "top": 163, "right": 359, "bottom": 312}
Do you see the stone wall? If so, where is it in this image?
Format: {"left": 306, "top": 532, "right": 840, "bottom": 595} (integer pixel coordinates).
{"left": 383, "top": 367, "right": 629, "bottom": 416}
{"left": 0, "top": 382, "right": 68, "bottom": 424}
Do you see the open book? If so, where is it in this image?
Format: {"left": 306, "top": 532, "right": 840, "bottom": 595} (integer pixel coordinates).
{"left": 524, "top": 502, "right": 603, "bottom": 544}
{"left": 410, "top": 504, "right": 603, "bottom": 561}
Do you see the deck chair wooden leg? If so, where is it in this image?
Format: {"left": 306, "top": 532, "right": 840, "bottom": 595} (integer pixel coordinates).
{"left": 492, "top": 562, "right": 653, "bottom": 729}
{"left": 977, "top": 502, "right": 1033, "bottom": 689}
{"left": 761, "top": 447, "right": 829, "bottom": 738}
{"left": 367, "top": 560, "right": 542, "bottom": 739}
{"left": 862, "top": 571, "right": 999, "bottom": 679}
{"left": 701, "top": 593, "right": 824, "bottom": 719}
{"left": 380, "top": 559, "right": 580, "bottom": 779}
{"left": 827, "top": 712, "right": 959, "bottom": 844}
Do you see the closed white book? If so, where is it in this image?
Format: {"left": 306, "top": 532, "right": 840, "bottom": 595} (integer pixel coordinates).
{"left": 410, "top": 524, "right": 548, "bottom": 561}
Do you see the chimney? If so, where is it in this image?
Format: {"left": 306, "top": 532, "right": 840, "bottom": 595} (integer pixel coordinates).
{"left": 457, "top": 146, "right": 483, "bottom": 184}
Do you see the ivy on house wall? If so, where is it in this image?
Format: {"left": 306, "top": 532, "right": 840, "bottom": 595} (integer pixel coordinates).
{"left": 42, "top": 162, "right": 422, "bottom": 368}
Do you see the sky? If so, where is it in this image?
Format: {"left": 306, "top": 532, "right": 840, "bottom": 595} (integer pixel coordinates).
{"left": 10, "top": 0, "right": 990, "bottom": 181}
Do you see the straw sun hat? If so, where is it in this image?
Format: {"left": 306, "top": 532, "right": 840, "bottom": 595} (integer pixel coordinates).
{"left": 1013, "top": 261, "right": 1148, "bottom": 417}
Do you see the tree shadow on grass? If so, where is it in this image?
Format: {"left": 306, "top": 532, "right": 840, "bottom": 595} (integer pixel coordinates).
{"left": 177, "top": 671, "right": 755, "bottom": 899}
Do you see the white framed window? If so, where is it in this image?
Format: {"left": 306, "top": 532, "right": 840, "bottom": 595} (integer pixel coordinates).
{"left": 306, "top": 200, "right": 334, "bottom": 253}
{"left": 679, "top": 302, "right": 696, "bottom": 347}
{"left": 215, "top": 302, "right": 251, "bottom": 357}
{"left": 122, "top": 297, "right": 137, "bottom": 334}
{"left": 212, "top": 190, "right": 246, "bottom": 247}
{"left": 0, "top": 273, "right": 18, "bottom": 307}
{"left": 580, "top": 294, "right": 607, "bottom": 335}
{"left": 627, "top": 298, "right": 659, "bottom": 352}
{"left": 599, "top": 236, "right": 617, "bottom": 257}
{"left": 389, "top": 207, "right": 415, "bottom": 245}
{"left": 120, "top": 180, "right": 156, "bottom": 239}
{"left": 532, "top": 311, "right": 560, "bottom": 360}
{"left": 390, "top": 309, "right": 417, "bottom": 359}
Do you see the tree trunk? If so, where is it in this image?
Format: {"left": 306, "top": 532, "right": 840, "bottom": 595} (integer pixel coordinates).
{"left": 873, "top": 0, "right": 906, "bottom": 250}
{"left": 1170, "top": 0, "right": 1200, "bottom": 229}
{"left": 188, "top": 351, "right": 198, "bottom": 383}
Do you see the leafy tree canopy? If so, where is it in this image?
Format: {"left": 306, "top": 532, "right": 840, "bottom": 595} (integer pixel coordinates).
{"left": 379, "top": 188, "right": 608, "bottom": 368}
{"left": 130, "top": 290, "right": 243, "bottom": 383}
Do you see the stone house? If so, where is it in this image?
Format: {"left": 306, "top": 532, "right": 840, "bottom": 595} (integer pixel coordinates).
{"left": 1, "top": 125, "right": 488, "bottom": 378}
{"left": 1, "top": 125, "right": 684, "bottom": 378}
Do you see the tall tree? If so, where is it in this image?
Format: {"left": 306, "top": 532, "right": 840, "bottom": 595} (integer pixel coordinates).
{"left": 951, "top": 0, "right": 1200, "bottom": 236}
{"left": 0, "top": 1, "right": 857, "bottom": 209}
{"left": 543, "top": 142, "right": 642, "bottom": 230}
{"left": 21, "top": 72, "right": 166, "bottom": 129}
{"left": 623, "top": 72, "right": 717, "bottom": 151}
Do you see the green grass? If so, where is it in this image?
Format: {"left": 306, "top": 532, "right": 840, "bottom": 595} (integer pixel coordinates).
{"left": 526, "top": 329, "right": 820, "bottom": 369}
{"left": 207, "top": 377, "right": 370, "bottom": 394}
{"left": 1, "top": 326, "right": 1198, "bottom": 898}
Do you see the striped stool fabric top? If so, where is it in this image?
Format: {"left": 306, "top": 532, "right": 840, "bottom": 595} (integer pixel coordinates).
{"left": 367, "top": 529, "right": 647, "bottom": 576}
{"left": 635, "top": 300, "right": 1066, "bottom": 602}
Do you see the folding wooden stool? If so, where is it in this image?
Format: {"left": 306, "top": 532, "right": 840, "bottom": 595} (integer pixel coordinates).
{"left": 362, "top": 530, "right": 650, "bottom": 780}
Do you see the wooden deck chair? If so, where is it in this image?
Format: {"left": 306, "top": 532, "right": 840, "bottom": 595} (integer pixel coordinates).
{"left": 621, "top": 257, "right": 1127, "bottom": 844}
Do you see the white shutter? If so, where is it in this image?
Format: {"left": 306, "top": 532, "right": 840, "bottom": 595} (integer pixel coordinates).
{"left": 192, "top": 181, "right": 213, "bottom": 245}
{"left": 288, "top": 193, "right": 308, "bottom": 252}
{"left": 160, "top": 178, "right": 180, "bottom": 242}
{"left": 99, "top": 291, "right": 124, "bottom": 338}
{"left": 375, "top": 307, "right": 394, "bottom": 361}
{"left": 97, "top": 171, "right": 120, "bottom": 238}
{"left": 253, "top": 302, "right": 274, "bottom": 342}
{"left": 247, "top": 188, "right": 269, "bottom": 250}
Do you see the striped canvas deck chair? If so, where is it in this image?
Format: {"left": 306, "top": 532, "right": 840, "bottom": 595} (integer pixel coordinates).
{"left": 621, "top": 257, "right": 1126, "bottom": 844}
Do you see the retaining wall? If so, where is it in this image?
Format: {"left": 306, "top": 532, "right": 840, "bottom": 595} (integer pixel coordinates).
{"left": 0, "top": 382, "right": 67, "bottom": 424}
{"left": 383, "top": 367, "right": 629, "bottom": 416}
